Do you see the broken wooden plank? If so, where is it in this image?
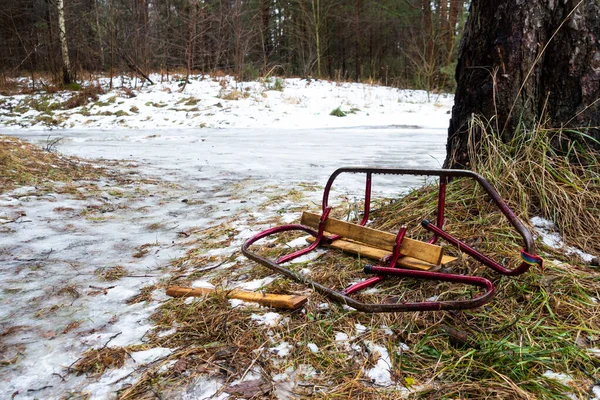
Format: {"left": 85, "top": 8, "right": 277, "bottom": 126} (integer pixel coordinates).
{"left": 166, "top": 286, "right": 308, "bottom": 310}
{"left": 301, "top": 211, "right": 443, "bottom": 265}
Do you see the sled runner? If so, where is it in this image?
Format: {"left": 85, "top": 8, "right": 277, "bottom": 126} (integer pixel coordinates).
{"left": 242, "top": 167, "right": 543, "bottom": 312}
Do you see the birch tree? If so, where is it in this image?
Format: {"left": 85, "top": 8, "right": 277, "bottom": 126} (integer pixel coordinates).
{"left": 57, "top": 0, "right": 72, "bottom": 83}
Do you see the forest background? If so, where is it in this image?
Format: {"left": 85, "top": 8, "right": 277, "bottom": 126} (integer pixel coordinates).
{"left": 0, "top": 0, "right": 465, "bottom": 92}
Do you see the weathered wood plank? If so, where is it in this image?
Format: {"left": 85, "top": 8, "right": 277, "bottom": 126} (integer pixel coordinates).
{"left": 301, "top": 211, "right": 443, "bottom": 265}
{"left": 305, "top": 236, "right": 456, "bottom": 271}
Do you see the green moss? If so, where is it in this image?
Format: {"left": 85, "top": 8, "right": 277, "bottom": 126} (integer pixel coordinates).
{"left": 34, "top": 115, "right": 59, "bottom": 126}
{"left": 272, "top": 78, "right": 285, "bottom": 91}
{"left": 64, "top": 82, "right": 81, "bottom": 91}
{"left": 177, "top": 96, "right": 200, "bottom": 106}
{"left": 329, "top": 106, "right": 346, "bottom": 117}
{"left": 145, "top": 101, "right": 167, "bottom": 108}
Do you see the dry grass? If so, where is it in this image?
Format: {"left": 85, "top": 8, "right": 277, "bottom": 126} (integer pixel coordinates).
{"left": 99, "top": 265, "right": 128, "bottom": 281}
{"left": 450, "top": 116, "right": 600, "bottom": 253}
{"left": 218, "top": 88, "right": 251, "bottom": 101}
{"left": 72, "top": 347, "right": 130, "bottom": 376}
{"left": 126, "top": 285, "right": 157, "bottom": 305}
{"left": 0, "top": 135, "right": 104, "bottom": 194}
{"left": 111, "top": 158, "right": 600, "bottom": 398}
{"left": 62, "top": 84, "right": 105, "bottom": 109}
{"left": 116, "top": 254, "right": 600, "bottom": 398}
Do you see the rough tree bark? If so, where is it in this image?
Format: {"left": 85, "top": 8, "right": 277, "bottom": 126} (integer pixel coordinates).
{"left": 354, "top": 0, "right": 360, "bottom": 81}
{"left": 57, "top": 0, "right": 72, "bottom": 84}
{"left": 260, "top": 0, "right": 271, "bottom": 71}
{"left": 446, "top": 0, "right": 600, "bottom": 168}
{"left": 181, "top": 0, "right": 197, "bottom": 91}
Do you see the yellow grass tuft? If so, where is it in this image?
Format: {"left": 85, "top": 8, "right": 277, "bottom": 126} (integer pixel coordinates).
{"left": 0, "top": 135, "right": 103, "bottom": 194}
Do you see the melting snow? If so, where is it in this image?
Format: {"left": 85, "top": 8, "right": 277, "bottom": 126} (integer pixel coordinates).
{"left": 182, "top": 377, "right": 227, "bottom": 400}
{"left": 271, "top": 341, "right": 293, "bottom": 357}
{"left": 355, "top": 323, "right": 368, "bottom": 334}
{"left": 531, "top": 217, "right": 595, "bottom": 262}
{"left": 0, "top": 75, "right": 456, "bottom": 398}
{"left": 272, "top": 364, "right": 317, "bottom": 400}
{"left": 307, "top": 343, "right": 319, "bottom": 353}
{"left": 542, "top": 370, "right": 573, "bottom": 384}
{"left": 191, "top": 280, "right": 215, "bottom": 289}
{"left": 364, "top": 341, "right": 393, "bottom": 386}
{"left": 237, "top": 277, "right": 276, "bottom": 290}
{"left": 251, "top": 312, "right": 282, "bottom": 327}
{"left": 129, "top": 347, "right": 173, "bottom": 364}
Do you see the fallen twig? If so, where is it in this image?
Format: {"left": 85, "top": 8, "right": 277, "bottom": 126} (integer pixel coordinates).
{"left": 89, "top": 285, "right": 116, "bottom": 295}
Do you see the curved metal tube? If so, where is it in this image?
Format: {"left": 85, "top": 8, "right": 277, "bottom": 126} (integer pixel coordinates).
{"left": 321, "top": 167, "right": 536, "bottom": 273}
{"left": 242, "top": 225, "right": 496, "bottom": 312}
{"left": 241, "top": 167, "right": 540, "bottom": 312}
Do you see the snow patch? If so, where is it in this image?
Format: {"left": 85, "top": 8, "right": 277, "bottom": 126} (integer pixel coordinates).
{"left": 271, "top": 341, "right": 293, "bottom": 357}
{"left": 355, "top": 323, "right": 368, "bottom": 334}
{"left": 286, "top": 236, "right": 310, "bottom": 248}
{"left": 590, "top": 385, "right": 600, "bottom": 400}
{"left": 531, "top": 217, "right": 595, "bottom": 262}
{"left": 237, "top": 277, "right": 276, "bottom": 291}
{"left": 307, "top": 343, "right": 319, "bottom": 353}
{"left": 182, "top": 377, "right": 227, "bottom": 400}
{"left": 191, "top": 280, "right": 215, "bottom": 289}
{"left": 130, "top": 347, "right": 173, "bottom": 365}
{"left": 364, "top": 341, "right": 393, "bottom": 386}
{"left": 272, "top": 364, "right": 317, "bottom": 400}
{"left": 251, "top": 312, "right": 282, "bottom": 327}
{"left": 542, "top": 370, "right": 573, "bottom": 383}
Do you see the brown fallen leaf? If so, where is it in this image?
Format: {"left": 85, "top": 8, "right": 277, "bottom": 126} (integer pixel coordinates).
{"left": 63, "top": 321, "right": 83, "bottom": 334}
{"left": 42, "top": 330, "right": 57, "bottom": 339}
{"left": 223, "top": 379, "right": 271, "bottom": 398}
{"left": 173, "top": 359, "right": 188, "bottom": 373}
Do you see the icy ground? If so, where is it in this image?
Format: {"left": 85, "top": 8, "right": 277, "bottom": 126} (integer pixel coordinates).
{"left": 2, "top": 76, "right": 595, "bottom": 399}
{"left": 1, "top": 127, "right": 450, "bottom": 398}
{"left": 0, "top": 77, "right": 453, "bottom": 398}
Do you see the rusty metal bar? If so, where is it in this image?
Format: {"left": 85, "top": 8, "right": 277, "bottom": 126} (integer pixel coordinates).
{"left": 277, "top": 208, "right": 331, "bottom": 264}
{"left": 241, "top": 167, "right": 539, "bottom": 313}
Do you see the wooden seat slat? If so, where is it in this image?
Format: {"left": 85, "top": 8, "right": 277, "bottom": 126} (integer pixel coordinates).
{"left": 301, "top": 211, "right": 444, "bottom": 265}
{"left": 305, "top": 236, "right": 457, "bottom": 271}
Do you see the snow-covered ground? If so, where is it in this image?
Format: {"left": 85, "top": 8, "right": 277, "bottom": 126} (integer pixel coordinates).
{"left": 2, "top": 76, "right": 595, "bottom": 399}
{"left": 0, "top": 76, "right": 454, "bottom": 398}
{"left": 0, "top": 75, "right": 453, "bottom": 131}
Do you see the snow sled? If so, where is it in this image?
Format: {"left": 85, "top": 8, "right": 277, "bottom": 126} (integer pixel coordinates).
{"left": 242, "top": 167, "right": 543, "bottom": 313}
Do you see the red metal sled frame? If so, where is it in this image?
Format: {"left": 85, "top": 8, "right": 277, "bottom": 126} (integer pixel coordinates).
{"left": 241, "top": 167, "right": 542, "bottom": 312}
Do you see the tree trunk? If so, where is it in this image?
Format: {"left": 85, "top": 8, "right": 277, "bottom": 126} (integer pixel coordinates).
{"left": 446, "top": 0, "right": 600, "bottom": 168}
{"left": 312, "top": 0, "right": 322, "bottom": 77}
{"left": 94, "top": 0, "right": 105, "bottom": 69}
{"left": 137, "top": 0, "right": 149, "bottom": 75}
{"left": 354, "top": 0, "right": 360, "bottom": 81}
{"left": 439, "top": 0, "right": 450, "bottom": 54}
{"left": 260, "top": 0, "right": 271, "bottom": 71}
{"left": 446, "top": 0, "right": 462, "bottom": 64}
{"left": 57, "top": 0, "right": 72, "bottom": 84}
{"left": 181, "top": 0, "right": 197, "bottom": 91}
{"left": 109, "top": 0, "right": 114, "bottom": 89}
